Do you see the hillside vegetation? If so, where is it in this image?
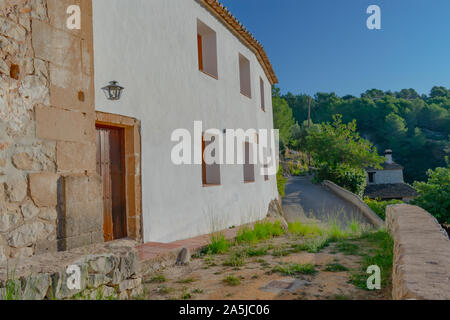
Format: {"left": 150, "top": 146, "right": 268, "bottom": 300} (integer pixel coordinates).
{"left": 273, "top": 86, "right": 450, "bottom": 183}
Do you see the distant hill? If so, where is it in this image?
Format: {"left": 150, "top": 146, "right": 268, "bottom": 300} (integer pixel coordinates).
{"left": 279, "top": 86, "right": 450, "bottom": 183}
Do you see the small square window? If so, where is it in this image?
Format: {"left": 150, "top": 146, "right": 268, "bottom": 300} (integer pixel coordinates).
{"left": 368, "top": 172, "right": 375, "bottom": 184}
{"left": 239, "top": 54, "right": 251, "bottom": 98}
{"left": 197, "top": 20, "right": 218, "bottom": 79}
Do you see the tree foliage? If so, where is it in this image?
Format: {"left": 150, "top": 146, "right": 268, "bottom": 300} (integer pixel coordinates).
{"left": 412, "top": 164, "right": 450, "bottom": 224}
{"left": 272, "top": 87, "right": 295, "bottom": 150}
{"left": 282, "top": 86, "right": 450, "bottom": 183}
{"left": 304, "top": 115, "right": 384, "bottom": 196}
{"left": 305, "top": 115, "right": 384, "bottom": 170}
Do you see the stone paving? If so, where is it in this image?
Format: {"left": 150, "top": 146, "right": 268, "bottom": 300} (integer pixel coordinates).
{"left": 137, "top": 227, "right": 240, "bottom": 262}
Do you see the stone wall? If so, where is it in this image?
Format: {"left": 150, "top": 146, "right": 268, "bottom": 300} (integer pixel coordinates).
{"left": 0, "top": 0, "right": 101, "bottom": 263}
{"left": 0, "top": 239, "right": 142, "bottom": 300}
{"left": 322, "top": 180, "right": 384, "bottom": 228}
{"left": 386, "top": 204, "right": 450, "bottom": 300}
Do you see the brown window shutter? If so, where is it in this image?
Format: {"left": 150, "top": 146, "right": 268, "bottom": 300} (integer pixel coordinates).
{"left": 197, "top": 34, "right": 203, "bottom": 71}
{"left": 202, "top": 136, "right": 207, "bottom": 185}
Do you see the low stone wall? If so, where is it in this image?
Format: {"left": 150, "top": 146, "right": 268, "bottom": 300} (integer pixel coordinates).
{"left": 0, "top": 240, "right": 142, "bottom": 300}
{"left": 386, "top": 204, "right": 450, "bottom": 300}
{"left": 322, "top": 180, "right": 384, "bottom": 228}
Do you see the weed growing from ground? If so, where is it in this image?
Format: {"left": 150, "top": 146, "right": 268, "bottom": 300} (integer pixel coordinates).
{"left": 272, "top": 263, "right": 317, "bottom": 276}
{"left": 292, "top": 237, "right": 330, "bottom": 253}
{"left": 157, "top": 285, "right": 174, "bottom": 295}
{"left": 349, "top": 230, "right": 393, "bottom": 290}
{"left": 205, "top": 233, "right": 231, "bottom": 254}
{"left": 147, "top": 274, "right": 167, "bottom": 284}
{"left": 324, "top": 263, "right": 349, "bottom": 272}
{"left": 271, "top": 247, "right": 291, "bottom": 257}
{"left": 223, "top": 253, "right": 246, "bottom": 267}
{"left": 236, "top": 221, "right": 285, "bottom": 244}
{"left": 288, "top": 222, "right": 325, "bottom": 238}
{"left": 245, "top": 246, "right": 268, "bottom": 257}
{"left": 223, "top": 275, "right": 241, "bottom": 286}
{"left": 176, "top": 277, "right": 196, "bottom": 284}
{"left": 335, "top": 241, "right": 360, "bottom": 255}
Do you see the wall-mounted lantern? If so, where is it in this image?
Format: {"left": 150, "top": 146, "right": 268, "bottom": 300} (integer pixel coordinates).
{"left": 101, "top": 81, "right": 124, "bottom": 101}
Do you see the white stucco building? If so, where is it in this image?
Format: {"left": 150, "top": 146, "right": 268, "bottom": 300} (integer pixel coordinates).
{"left": 91, "top": 0, "right": 279, "bottom": 243}
{"left": 365, "top": 150, "right": 417, "bottom": 201}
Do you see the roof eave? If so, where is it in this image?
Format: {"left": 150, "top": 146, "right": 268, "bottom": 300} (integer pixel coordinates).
{"left": 196, "top": 0, "right": 278, "bottom": 85}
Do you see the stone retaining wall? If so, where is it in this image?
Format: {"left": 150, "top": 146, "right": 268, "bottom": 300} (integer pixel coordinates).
{"left": 322, "top": 180, "right": 384, "bottom": 228}
{"left": 0, "top": 239, "right": 142, "bottom": 300}
{"left": 386, "top": 204, "right": 450, "bottom": 300}
{"left": 0, "top": 0, "right": 102, "bottom": 262}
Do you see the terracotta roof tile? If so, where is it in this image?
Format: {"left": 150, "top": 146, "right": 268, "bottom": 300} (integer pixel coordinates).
{"left": 197, "top": 0, "right": 278, "bottom": 85}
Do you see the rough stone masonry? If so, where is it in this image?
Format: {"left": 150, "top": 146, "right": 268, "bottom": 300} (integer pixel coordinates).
{"left": 0, "top": 240, "right": 143, "bottom": 300}
{"left": 0, "top": 0, "right": 102, "bottom": 264}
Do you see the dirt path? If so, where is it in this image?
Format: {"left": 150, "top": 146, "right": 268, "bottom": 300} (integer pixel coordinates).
{"left": 142, "top": 234, "right": 390, "bottom": 300}
{"left": 283, "top": 176, "right": 370, "bottom": 227}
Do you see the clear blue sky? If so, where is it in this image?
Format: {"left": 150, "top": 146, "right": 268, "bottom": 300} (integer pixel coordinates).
{"left": 220, "top": 0, "right": 450, "bottom": 97}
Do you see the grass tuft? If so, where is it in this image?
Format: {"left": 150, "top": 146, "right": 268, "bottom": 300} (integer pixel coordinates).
{"left": 223, "top": 275, "right": 241, "bottom": 286}
{"left": 324, "top": 263, "right": 349, "bottom": 272}
{"left": 288, "top": 222, "right": 325, "bottom": 238}
{"left": 236, "top": 221, "right": 285, "bottom": 244}
{"left": 223, "top": 253, "right": 246, "bottom": 267}
{"left": 292, "top": 237, "right": 330, "bottom": 253}
{"left": 272, "top": 263, "right": 317, "bottom": 276}
{"left": 349, "top": 230, "right": 394, "bottom": 290}
{"left": 205, "top": 233, "right": 231, "bottom": 255}
{"left": 245, "top": 246, "right": 268, "bottom": 257}
{"left": 147, "top": 274, "right": 167, "bottom": 284}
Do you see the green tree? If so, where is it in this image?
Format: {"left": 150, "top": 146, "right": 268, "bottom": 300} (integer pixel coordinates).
{"left": 305, "top": 115, "right": 384, "bottom": 170}
{"left": 412, "top": 165, "right": 450, "bottom": 224}
{"left": 272, "top": 89, "right": 295, "bottom": 148}
{"left": 282, "top": 86, "right": 450, "bottom": 183}
{"left": 305, "top": 115, "right": 384, "bottom": 195}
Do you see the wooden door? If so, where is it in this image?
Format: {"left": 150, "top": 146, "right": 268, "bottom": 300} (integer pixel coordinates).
{"left": 96, "top": 126, "right": 127, "bottom": 241}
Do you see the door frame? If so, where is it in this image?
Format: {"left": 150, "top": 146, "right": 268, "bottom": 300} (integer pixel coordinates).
{"left": 95, "top": 111, "right": 143, "bottom": 243}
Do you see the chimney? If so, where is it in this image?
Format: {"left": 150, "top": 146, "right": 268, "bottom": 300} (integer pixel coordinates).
{"left": 385, "top": 149, "right": 393, "bottom": 164}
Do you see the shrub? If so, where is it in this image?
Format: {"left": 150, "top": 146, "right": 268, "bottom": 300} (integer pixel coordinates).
{"left": 364, "top": 198, "right": 403, "bottom": 220}
{"left": 315, "top": 164, "right": 367, "bottom": 197}
{"left": 288, "top": 161, "right": 303, "bottom": 176}
{"left": 412, "top": 166, "right": 450, "bottom": 224}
